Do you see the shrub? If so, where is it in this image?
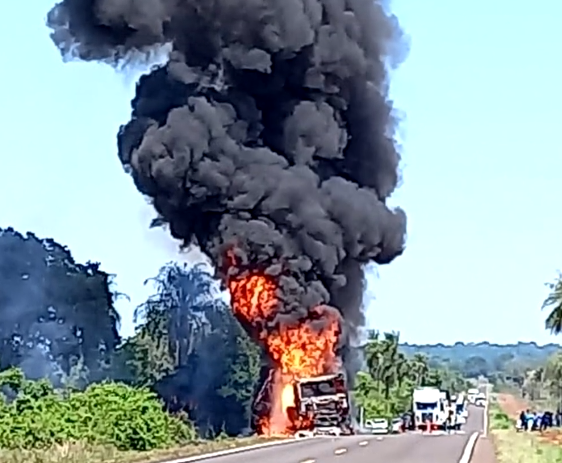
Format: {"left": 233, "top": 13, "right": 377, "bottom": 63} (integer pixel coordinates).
{"left": 490, "top": 407, "right": 512, "bottom": 430}
{"left": 0, "top": 367, "right": 195, "bottom": 451}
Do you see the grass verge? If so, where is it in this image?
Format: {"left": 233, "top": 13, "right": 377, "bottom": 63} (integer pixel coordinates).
{"left": 493, "top": 429, "right": 562, "bottom": 463}
{"left": 490, "top": 402, "right": 562, "bottom": 462}
{"left": 0, "top": 436, "right": 285, "bottom": 463}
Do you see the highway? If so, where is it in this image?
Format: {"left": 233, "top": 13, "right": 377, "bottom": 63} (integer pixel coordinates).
{"left": 186, "top": 405, "right": 485, "bottom": 463}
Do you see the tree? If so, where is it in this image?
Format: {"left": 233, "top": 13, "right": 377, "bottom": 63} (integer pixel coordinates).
{"left": 0, "top": 227, "right": 121, "bottom": 384}
{"left": 128, "top": 262, "right": 260, "bottom": 436}
{"left": 410, "top": 353, "right": 430, "bottom": 386}
{"left": 542, "top": 273, "right": 562, "bottom": 335}
{"left": 358, "top": 330, "right": 466, "bottom": 420}
{"left": 543, "top": 352, "right": 562, "bottom": 410}
{"left": 462, "top": 355, "right": 490, "bottom": 378}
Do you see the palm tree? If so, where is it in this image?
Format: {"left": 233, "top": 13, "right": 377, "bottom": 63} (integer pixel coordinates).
{"left": 380, "top": 332, "right": 399, "bottom": 398}
{"left": 135, "top": 262, "right": 227, "bottom": 367}
{"left": 410, "top": 353, "right": 429, "bottom": 386}
{"left": 542, "top": 273, "right": 562, "bottom": 334}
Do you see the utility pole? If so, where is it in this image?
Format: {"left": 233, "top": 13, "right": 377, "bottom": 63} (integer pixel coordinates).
{"left": 359, "top": 406, "right": 365, "bottom": 428}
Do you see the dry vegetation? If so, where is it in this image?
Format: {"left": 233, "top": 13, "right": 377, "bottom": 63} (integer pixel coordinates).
{"left": 0, "top": 437, "right": 283, "bottom": 463}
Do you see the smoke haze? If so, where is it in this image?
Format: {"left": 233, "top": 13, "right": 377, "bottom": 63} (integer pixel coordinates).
{"left": 47, "top": 0, "right": 408, "bottom": 377}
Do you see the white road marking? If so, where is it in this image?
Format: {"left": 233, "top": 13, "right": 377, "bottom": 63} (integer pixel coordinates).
{"left": 300, "top": 459, "right": 316, "bottom": 463}
{"left": 358, "top": 440, "right": 369, "bottom": 446}
{"left": 458, "top": 432, "right": 479, "bottom": 463}
{"left": 160, "top": 437, "right": 314, "bottom": 463}
{"left": 334, "top": 448, "right": 348, "bottom": 455}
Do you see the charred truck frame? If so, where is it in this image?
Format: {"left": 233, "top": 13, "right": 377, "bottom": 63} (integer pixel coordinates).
{"left": 287, "top": 372, "right": 354, "bottom": 435}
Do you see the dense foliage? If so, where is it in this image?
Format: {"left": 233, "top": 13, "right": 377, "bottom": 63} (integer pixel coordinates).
{"left": 116, "top": 262, "right": 260, "bottom": 436}
{"left": 0, "top": 226, "right": 534, "bottom": 453}
{"left": 354, "top": 331, "right": 470, "bottom": 420}
{"left": 0, "top": 228, "right": 121, "bottom": 383}
{"left": 0, "top": 228, "right": 261, "bottom": 444}
{"left": 0, "top": 367, "right": 193, "bottom": 450}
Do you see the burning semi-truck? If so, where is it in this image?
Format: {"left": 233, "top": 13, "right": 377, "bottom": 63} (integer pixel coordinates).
{"left": 287, "top": 372, "right": 354, "bottom": 435}
{"left": 253, "top": 370, "right": 354, "bottom": 435}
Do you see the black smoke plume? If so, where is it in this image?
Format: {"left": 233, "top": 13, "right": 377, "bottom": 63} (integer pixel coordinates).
{"left": 47, "top": 0, "right": 408, "bottom": 378}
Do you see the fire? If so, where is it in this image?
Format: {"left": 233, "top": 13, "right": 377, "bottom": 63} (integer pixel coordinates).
{"left": 227, "top": 269, "right": 340, "bottom": 435}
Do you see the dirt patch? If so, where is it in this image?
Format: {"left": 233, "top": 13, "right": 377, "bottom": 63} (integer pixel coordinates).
{"left": 537, "top": 428, "right": 562, "bottom": 446}
{"left": 496, "top": 393, "right": 528, "bottom": 418}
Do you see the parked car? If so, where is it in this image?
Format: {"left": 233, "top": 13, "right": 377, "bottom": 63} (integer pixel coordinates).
{"left": 365, "top": 418, "right": 389, "bottom": 434}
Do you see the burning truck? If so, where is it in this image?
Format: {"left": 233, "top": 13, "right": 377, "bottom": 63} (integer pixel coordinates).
{"left": 46, "top": 0, "right": 407, "bottom": 441}
{"left": 288, "top": 373, "right": 354, "bottom": 435}
{"left": 252, "top": 370, "right": 353, "bottom": 436}
{"left": 229, "top": 267, "right": 354, "bottom": 436}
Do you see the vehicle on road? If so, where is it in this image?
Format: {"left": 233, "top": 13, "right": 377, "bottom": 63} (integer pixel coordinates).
{"left": 289, "top": 372, "right": 354, "bottom": 436}
{"left": 474, "top": 392, "right": 486, "bottom": 407}
{"left": 467, "top": 388, "right": 479, "bottom": 404}
{"left": 453, "top": 395, "right": 468, "bottom": 430}
{"left": 365, "top": 418, "right": 389, "bottom": 434}
{"left": 412, "top": 387, "right": 447, "bottom": 431}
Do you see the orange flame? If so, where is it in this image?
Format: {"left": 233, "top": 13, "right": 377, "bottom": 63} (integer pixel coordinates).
{"left": 227, "top": 265, "right": 340, "bottom": 435}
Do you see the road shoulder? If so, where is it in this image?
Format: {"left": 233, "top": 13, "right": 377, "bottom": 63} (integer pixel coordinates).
{"left": 470, "top": 435, "right": 496, "bottom": 463}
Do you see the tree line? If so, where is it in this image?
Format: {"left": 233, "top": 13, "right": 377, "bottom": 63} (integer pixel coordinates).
{"left": 354, "top": 331, "right": 471, "bottom": 420}
{"left": 0, "top": 227, "right": 470, "bottom": 447}
{"left": 0, "top": 227, "right": 261, "bottom": 438}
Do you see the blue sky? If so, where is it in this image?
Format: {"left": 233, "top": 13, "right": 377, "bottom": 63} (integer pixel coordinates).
{"left": 1, "top": 0, "right": 560, "bottom": 344}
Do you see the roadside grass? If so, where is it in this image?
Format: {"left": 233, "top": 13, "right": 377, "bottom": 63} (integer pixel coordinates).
{"left": 491, "top": 401, "right": 562, "bottom": 462}
{"left": 493, "top": 429, "right": 562, "bottom": 463}
{"left": 0, "top": 436, "right": 284, "bottom": 463}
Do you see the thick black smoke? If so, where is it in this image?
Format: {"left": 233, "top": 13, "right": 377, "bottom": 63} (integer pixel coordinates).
{"left": 47, "top": 0, "right": 407, "bottom": 372}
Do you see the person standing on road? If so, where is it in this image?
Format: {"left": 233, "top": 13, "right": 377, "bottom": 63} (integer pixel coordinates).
{"left": 446, "top": 408, "right": 454, "bottom": 434}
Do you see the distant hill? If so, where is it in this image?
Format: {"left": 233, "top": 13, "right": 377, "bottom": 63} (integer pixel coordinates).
{"left": 398, "top": 342, "right": 561, "bottom": 379}
{"left": 400, "top": 342, "right": 560, "bottom": 363}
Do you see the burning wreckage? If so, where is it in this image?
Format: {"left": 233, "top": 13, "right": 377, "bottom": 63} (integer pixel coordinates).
{"left": 47, "top": 0, "right": 407, "bottom": 438}
{"left": 229, "top": 266, "right": 354, "bottom": 435}
{"left": 253, "top": 371, "right": 353, "bottom": 436}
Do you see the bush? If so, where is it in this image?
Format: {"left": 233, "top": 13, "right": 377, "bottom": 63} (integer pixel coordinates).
{"left": 490, "top": 406, "right": 512, "bottom": 430}
{"left": 0, "top": 367, "right": 196, "bottom": 451}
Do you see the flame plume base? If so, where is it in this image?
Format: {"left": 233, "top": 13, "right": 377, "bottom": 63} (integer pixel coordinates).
{"left": 228, "top": 267, "right": 342, "bottom": 436}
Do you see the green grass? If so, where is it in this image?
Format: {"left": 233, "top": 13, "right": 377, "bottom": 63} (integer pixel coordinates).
{"left": 489, "top": 405, "right": 513, "bottom": 430}
{"left": 493, "top": 429, "right": 562, "bottom": 463}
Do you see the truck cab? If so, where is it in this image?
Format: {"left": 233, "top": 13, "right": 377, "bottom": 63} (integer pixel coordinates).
{"left": 289, "top": 373, "right": 353, "bottom": 435}
{"left": 412, "top": 387, "right": 446, "bottom": 430}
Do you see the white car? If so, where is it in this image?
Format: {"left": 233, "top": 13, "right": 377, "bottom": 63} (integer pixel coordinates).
{"left": 365, "top": 418, "right": 389, "bottom": 434}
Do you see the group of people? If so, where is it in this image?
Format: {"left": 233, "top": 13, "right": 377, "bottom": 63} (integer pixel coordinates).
{"left": 517, "top": 409, "right": 558, "bottom": 431}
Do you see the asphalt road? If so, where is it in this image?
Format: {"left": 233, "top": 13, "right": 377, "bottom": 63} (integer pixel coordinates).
{"left": 195, "top": 405, "right": 485, "bottom": 463}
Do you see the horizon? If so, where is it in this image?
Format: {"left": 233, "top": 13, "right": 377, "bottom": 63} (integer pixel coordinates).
{"left": 1, "top": 0, "right": 561, "bottom": 345}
